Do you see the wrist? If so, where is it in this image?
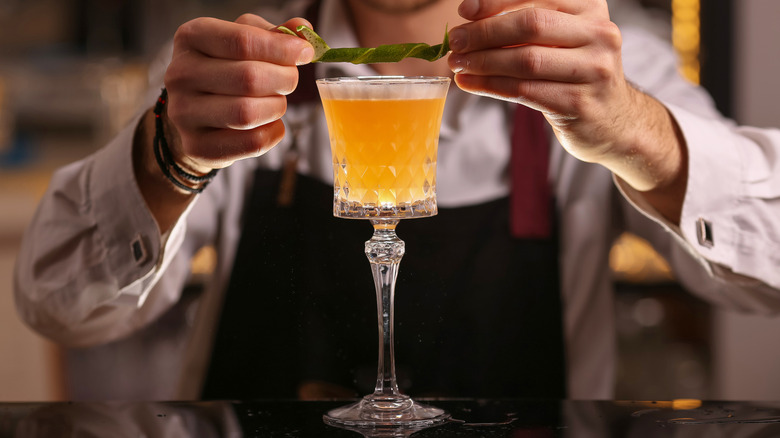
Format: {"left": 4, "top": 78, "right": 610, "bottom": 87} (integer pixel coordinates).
{"left": 616, "top": 90, "right": 686, "bottom": 190}
{"left": 159, "top": 107, "right": 214, "bottom": 177}
{"left": 601, "top": 88, "right": 688, "bottom": 223}
{"left": 153, "top": 88, "right": 219, "bottom": 194}
{"left": 133, "top": 107, "right": 195, "bottom": 233}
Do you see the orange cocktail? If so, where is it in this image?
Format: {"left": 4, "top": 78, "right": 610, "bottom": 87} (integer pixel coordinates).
{"left": 318, "top": 77, "right": 448, "bottom": 218}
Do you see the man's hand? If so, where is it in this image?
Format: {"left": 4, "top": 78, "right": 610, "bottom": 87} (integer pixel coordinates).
{"left": 164, "top": 14, "right": 315, "bottom": 173}
{"left": 448, "top": 0, "right": 687, "bottom": 222}
{"left": 133, "top": 14, "right": 314, "bottom": 233}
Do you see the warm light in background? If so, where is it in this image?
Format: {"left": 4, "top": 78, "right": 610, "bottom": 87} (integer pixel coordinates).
{"left": 672, "top": 0, "right": 701, "bottom": 84}
{"left": 610, "top": 232, "right": 673, "bottom": 283}
{"left": 615, "top": 399, "right": 703, "bottom": 410}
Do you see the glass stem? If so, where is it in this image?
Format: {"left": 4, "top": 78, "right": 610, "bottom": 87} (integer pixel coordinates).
{"left": 365, "top": 219, "right": 406, "bottom": 401}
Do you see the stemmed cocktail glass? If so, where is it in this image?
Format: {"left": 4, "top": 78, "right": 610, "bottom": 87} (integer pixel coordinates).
{"left": 316, "top": 76, "right": 450, "bottom": 429}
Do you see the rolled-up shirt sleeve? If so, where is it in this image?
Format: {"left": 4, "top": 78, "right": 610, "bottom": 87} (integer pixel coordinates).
{"left": 618, "top": 103, "right": 780, "bottom": 312}
{"left": 674, "top": 105, "right": 780, "bottom": 288}
{"left": 13, "top": 114, "right": 192, "bottom": 347}
{"left": 616, "top": 26, "right": 780, "bottom": 311}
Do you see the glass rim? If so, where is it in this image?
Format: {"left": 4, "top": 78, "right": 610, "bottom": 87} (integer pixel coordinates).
{"left": 316, "top": 75, "right": 451, "bottom": 85}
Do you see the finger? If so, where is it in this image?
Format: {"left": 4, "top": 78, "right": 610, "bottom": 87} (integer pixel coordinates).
{"left": 169, "top": 93, "right": 287, "bottom": 132}
{"left": 450, "top": 45, "right": 598, "bottom": 83}
{"left": 453, "top": 73, "right": 564, "bottom": 111}
{"left": 237, "top": 14, "right": 314, "bottom": 36}
{"left": 450, "top": 8, "right": 617, "bottom": 53}
{"left": 174, "top": 17, "right": 313, "bottom": 65}
{"left": 458, "top": 0, "right": 605, "bottom": 20}
{"left": 181, "top": 119, "right": 287, "bottom": 166}
{"left": 234, "top": 12, "right": 275, "bottom": 29}
{"left": 166, "top": 55, "right": 300, "bottom": 97}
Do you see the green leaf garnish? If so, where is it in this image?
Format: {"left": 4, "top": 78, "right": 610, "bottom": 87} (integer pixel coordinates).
{"left": 277, "top": 25, "right": 450, "bottom": 64}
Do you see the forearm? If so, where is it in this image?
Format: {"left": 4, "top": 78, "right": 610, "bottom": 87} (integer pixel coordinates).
{"left": 585, "top": 86, "right": 688, "bottom": 224}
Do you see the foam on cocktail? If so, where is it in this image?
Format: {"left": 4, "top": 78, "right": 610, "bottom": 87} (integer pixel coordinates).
{"left": 317, "top": 76, "right": 449, "bottom": 101}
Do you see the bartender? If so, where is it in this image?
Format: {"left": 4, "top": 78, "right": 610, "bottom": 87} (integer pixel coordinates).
{"left": 14, "top": 0, "right": 780, "bottom": 400}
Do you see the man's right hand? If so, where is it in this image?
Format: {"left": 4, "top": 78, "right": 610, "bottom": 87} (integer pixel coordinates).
{"left": 132, "top": 14, "right": 313, "bottom": 233}
{"left": 163, "top": 14, "right": 314, "bottom": 173}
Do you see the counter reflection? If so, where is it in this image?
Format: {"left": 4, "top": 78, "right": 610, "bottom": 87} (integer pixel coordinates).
{"left": 5, "top": 400, "right": 780, "bottom": 437}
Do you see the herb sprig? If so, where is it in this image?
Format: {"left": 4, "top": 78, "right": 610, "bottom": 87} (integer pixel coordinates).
{"left": 277, "top": 25, "right": 450, "bottom": 64}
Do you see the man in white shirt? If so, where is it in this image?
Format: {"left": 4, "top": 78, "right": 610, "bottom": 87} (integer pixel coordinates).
{"left": 14, "top": 0, "right": 780, "bottom": 400}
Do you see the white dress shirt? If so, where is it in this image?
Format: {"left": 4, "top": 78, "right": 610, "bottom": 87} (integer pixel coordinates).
{"left": 14, "top": 0, "right": 780, "bottom": 400}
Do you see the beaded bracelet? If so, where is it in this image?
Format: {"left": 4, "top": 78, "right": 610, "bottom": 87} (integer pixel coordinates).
{"left": 153, "top": 88, "right": 219, "bottom": 194}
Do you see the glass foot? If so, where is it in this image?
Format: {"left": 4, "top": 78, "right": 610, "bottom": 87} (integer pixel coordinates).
{"left": 323, "top": 394, "right": 450, "bottom": 429}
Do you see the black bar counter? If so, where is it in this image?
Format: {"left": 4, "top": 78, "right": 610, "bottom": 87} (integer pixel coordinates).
{"left": 3, "top": 398, "right": 780, "bottom": 437}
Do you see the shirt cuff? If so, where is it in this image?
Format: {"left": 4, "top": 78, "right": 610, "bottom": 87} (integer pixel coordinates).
{"left": 88, "top": 113, "right": 170, "bottom": 305}
{"left": 617, "top": 102, "right": 780, "bottom": 288}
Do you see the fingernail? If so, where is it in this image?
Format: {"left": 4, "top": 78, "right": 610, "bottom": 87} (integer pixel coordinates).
{"left": 458, "top": 0, "right": 479, "bottom": 18}
{"left": 448, "top": 28, "right": 467, "bottom": 52}
{"left": 449, "top": 54, "right": 467, "bottom": 73}
{"left": 297, "top": 46, "right": 314, "bottom": 65}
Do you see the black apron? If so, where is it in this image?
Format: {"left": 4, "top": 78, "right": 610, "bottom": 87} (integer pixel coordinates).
{"left": 202, "top": 1, "right": 566, "bottom": 400}
{"left": 202, "top": 169, "right": 565, "bottom": 399}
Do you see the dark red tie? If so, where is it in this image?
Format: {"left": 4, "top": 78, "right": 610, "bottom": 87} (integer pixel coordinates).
{"left": 510, "top": 104, "right": 551, "bottom": 239}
